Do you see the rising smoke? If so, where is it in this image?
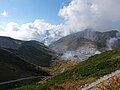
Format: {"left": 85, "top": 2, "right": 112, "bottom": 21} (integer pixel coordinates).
{"left": 107, "top": 38, "right": 118, "bottom": 50}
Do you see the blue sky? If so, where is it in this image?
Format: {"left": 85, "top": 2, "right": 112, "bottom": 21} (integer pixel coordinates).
{"left": 0, "top": 0, "right": 120, "bottom": 45}
{"left": 0, "top": 0, "right": 70, "bottom": 25}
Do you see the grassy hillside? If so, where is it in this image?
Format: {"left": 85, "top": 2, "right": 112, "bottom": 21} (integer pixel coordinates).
{"left": 15, "top": 48, "right": 120, "bottom": 90}
{"left": 0, "top": 47, "right": 49, "bottom": 83}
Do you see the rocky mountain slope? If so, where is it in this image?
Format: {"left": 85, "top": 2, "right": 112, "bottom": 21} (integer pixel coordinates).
{"left": 50, "top": 29, "right": 120, "bottom": 60}
{"left": 0, "top": 36, "right": 56, "bottom": 67}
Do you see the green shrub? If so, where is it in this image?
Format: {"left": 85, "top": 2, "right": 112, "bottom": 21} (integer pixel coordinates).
{"left": 15, "top": 49, "right": 120, "bottom": 90}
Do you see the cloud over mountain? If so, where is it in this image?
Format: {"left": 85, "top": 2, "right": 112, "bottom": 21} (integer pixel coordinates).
{"left": 59, "top": 0, "right": 120, "bottom": 31}
{"left": 0, "top": 20, "right": 65, "bottom": 45}
{"left": 0, "top": 0, "right": 120, "bottom": 45}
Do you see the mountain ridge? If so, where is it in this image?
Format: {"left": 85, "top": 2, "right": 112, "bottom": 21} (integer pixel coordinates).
{"left": 0, "top": 36, "right": 57, "bottom": 67}
{"left": 50, "top": 29, "right": 120, "bottom": 60}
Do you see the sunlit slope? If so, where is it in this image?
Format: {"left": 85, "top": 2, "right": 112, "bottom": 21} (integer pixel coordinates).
{"left": 15, "top": 48, "right": 120, "bottom": 90}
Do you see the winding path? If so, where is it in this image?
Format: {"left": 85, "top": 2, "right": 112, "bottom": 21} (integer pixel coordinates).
{"left": 0, "top": 76, "right": 46, "bottom": 85}
{"left": 80, "top": 70, "right": 120, "bottom": 90}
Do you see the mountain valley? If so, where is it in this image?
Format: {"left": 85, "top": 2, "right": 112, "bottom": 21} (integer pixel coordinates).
{"left": 0, "top": 30, "right": 119, "bottom": 90}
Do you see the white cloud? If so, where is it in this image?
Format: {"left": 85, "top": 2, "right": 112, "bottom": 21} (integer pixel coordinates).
{"left": 59, "top": 0, "right": 120, "bottom": 31}
{"left": 0, "top": 20, "right": 65, "bottom": 45}
{"left": 0, "top": 0, "right": 120, "bottom": 45}
{"left": 1, "top": 10, "right": 8, "bottom": 17}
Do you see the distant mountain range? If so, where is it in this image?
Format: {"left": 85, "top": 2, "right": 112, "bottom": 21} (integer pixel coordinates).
{"left": 50, "top": 29, "right": 120, "bottom": 60}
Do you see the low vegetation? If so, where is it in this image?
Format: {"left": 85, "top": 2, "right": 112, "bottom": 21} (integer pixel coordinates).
{"left": 15, "top": 48, "right": 120, "bottom": 90}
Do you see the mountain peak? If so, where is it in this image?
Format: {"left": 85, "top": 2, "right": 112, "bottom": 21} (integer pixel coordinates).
{"left": 50, "top": 30, "right": 120, "bottom": 61}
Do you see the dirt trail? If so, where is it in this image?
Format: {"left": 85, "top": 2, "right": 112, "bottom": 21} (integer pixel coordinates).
{"left": 80, "top": 70, "right": 120, "bottom": 90}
